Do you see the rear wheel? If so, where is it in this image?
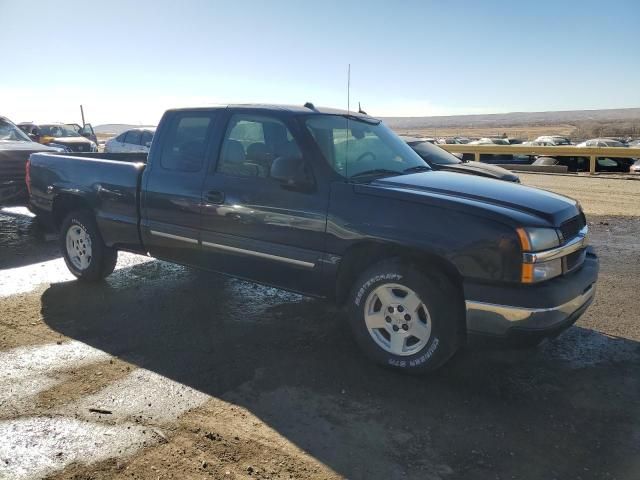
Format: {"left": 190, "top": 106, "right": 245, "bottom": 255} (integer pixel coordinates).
{"left": 347, "top": 258, "right": 463, "bottom": 373}
{"left": 60, "top": 210, "right": 117, "bottom": 281}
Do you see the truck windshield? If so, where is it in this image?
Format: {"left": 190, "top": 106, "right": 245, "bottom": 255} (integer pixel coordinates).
{"left": 0, "top": 118, "right": 32, "bottom": 142}
{"left": 305, "top": 115, "right": 429, "bottom": 180}
{"left": 38, "top": 124, "right": 82, "bottom": 138}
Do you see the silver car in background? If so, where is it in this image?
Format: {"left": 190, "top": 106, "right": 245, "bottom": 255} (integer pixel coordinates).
{"left": 104, "top": 127, "right": 156, "bottom": 153}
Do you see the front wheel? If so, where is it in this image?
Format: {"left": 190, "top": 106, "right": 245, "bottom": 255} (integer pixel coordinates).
{"left": 348, "top": 259, "right": 464, "bottom": 373}
{"left": 60, "top": 210, "right": 118, "bottom": 281}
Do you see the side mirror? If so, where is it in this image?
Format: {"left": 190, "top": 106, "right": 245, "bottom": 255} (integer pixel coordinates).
{"left": 270, "top": 156, "right": 314, "bottom": 191}
{"left": 145, "top": 141, "right": 152, "bottom": 148}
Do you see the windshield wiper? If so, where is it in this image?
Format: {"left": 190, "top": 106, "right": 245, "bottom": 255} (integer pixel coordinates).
{"left": 403, "top": 165, "right": 431, "bottom": 173}
{"left": 349, "top": 169, "right": 403, "bottom": 182}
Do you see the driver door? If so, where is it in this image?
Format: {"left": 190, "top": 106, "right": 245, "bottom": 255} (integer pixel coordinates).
{"left": 198, "top": 110, "right": 330, "bottom": 294}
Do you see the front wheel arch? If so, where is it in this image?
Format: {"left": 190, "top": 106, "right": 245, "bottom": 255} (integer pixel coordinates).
{"left": 335, "top": 242, "right": 463, "bottom": 305}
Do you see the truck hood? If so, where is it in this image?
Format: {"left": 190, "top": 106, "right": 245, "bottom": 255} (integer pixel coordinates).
{"left": 437, "top": 161, "right": 520, "bottom": 182}
{"left": 368, "top": 171, "right": 578, "bottom": 226}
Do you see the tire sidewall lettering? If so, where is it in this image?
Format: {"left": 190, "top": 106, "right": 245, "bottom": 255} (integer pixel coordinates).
{"left": 387, "top": 337, "right": 440, "bottom": 368}
{"left": 69, "top": 219, "right": 90, "bottom": 238}
{"left": 354, "top": 273, "right": 403, "bottom": 306}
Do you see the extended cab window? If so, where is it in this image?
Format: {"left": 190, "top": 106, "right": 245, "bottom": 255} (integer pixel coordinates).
{"left": 159, "top": 114, "right": 214, "bottom": 172}
{"left": 305, "top": 115, "right": 427, "bottom": 179}
{"left": 217, "top": 114, "right": 302, "bottom": 178}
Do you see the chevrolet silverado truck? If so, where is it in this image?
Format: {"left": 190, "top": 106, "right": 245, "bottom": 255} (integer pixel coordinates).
{"left": 27, "top": 104, "right": 598, "bottom": 372}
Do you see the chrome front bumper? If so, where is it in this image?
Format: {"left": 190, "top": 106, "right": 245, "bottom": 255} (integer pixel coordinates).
{"left": 465, "top": 284, "right": 596, "bottom": 337}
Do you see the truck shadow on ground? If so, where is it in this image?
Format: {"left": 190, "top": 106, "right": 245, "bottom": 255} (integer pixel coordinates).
{"left": 40, "top": 259, "right": 640, "bottom": 479}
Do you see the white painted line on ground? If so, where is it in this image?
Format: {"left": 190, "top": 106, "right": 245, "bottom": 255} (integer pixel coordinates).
{"left": 0, "top": 417, "right": 149, "bottom": 480}
{"left": 0, "top": 341, "right": 210, "bottom": 479}
{"left": 0, "top": 341, "right": 111, "bottom": 416}
{"left": 0, "top": 252, "right": 152, "bottom": 298}
{"left": 69, "top": 368, "right": 209, "bottom": 423}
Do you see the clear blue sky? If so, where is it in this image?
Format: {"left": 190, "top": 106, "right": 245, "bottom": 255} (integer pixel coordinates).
{"left": 1, "top": 0, "right": 638, "bottom": 125}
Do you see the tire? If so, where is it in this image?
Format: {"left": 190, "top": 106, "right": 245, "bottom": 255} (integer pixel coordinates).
{"left": 347, "top": 258, "right": 463, "bottom": 373}
{"left": 60, "top": 210, "right": 118, "bottom": 281}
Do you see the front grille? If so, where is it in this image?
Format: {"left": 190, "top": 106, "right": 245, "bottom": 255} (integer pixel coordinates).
{"left": 564, "top": 248, "right": 586, "bottom": 273}
{"left": 560, "top": 214, "right": 586, "bottom": 242}
{"left": 70, "top": 144, "right": 88, "bottom": 152}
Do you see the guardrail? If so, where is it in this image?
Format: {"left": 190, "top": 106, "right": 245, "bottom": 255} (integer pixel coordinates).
{"left": 437, "top": 144, "right": 640, "bottom": 174}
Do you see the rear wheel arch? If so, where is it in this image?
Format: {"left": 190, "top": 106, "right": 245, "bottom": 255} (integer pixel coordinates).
{"left": 60, "top": 209, "right": 117, "bottom": 281}
{"left": 52, "top": 194, "right": 93, "bottom": 230}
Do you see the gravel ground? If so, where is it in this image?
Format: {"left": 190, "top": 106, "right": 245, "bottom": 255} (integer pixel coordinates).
{"left": 0, "top": 174, "right": 639, "bottom": 480}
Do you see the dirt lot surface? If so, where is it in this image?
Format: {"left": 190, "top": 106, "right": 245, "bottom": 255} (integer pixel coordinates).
{"left": 518, "top": 173, "right": 640, "bottom": 217}
{"left": 1, "top": 174, "right": 639, "bottom": 480}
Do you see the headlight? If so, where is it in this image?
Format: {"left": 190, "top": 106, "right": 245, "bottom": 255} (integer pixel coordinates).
{"left": 522, "top": 258, "right": 563, "bottom": 283}
{"left": 516, "top": 227, "right": 560, "bottom": 252}
{"left": 90, "top": 142, "right": 98, "bottom": 152}
{"left": 517, "top": 227, "right": 562, "bottom": 283}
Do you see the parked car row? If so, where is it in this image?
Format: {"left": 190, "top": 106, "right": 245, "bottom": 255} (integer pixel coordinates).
{"left": 425, "top": 134, "right": 640, "bottom": 173}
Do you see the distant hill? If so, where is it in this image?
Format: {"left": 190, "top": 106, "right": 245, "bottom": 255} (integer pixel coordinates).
{"left": 93, "top": 124, "right": 156, "bottom": 135}
{"left": 382, "top": 107, "right": 640, "bottom": 130}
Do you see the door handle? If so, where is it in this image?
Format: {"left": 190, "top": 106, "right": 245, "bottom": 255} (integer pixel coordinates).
{"left": 205, "top": 190, "right": 225, "bottom": 204}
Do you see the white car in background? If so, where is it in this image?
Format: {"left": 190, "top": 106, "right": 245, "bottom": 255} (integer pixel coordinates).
{"left": 105, "top": 127, "right": 155, "bottom": 153}
{"left": 576, "top": 138, "right": 626, "bottom": 148}
{"left": 531, "top": 135, "right": 572, "bottom": 146}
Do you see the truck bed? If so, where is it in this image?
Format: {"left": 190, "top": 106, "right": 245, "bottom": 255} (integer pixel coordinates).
{"left": 28, "top": 152, "right": 146, "bottom": 250}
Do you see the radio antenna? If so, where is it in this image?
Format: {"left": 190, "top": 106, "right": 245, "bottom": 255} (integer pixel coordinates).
{"left": 347, "top": 64, "right": 351, "bottom": 115}
{"left": 345, "top": 64, "right": 351, "bottom": 179}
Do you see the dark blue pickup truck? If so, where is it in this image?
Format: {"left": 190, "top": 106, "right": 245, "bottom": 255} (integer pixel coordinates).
{"left": 27, "top": 104, "right": 598, "bottom": 372}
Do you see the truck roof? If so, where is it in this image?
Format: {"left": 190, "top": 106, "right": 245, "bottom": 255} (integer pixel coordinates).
{"left": 166, "top": 103, "right": 380, "bottom": 122}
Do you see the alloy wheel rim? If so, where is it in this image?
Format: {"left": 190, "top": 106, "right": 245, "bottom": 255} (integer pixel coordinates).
{"left": 65, "top": 224, "right": 92, "bottom": 270}
{"left": 364, "top": 283, "right": 432, "bottom": 356}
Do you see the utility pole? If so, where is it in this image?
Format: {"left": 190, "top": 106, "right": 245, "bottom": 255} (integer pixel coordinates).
{"left": 80, "top": 105, "right": 86, "bottom": 126}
